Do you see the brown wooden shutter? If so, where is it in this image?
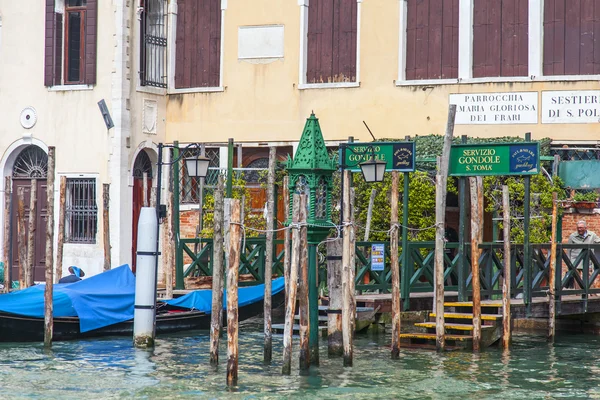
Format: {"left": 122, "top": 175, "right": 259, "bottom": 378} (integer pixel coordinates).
{"left": 55, "top": 14, "right": 63, "bottom": 85}
{"left": 307, "top": 0, "right": 357, "bottom": 84}
{"left": 473, "top": 0, "right": 528, "bottom": 78}
{"left": 405, "top": 0, "right": 459, "bottom": 80}
{"left": 44, "top": 0, "right": 56, "bottom": 86}
{"left": 175, "top": 0, "right": 221, "bottom": 88}
{"left": 545, "top": 0, "right": 600, "bottom": 76}
{"left": 85, "top": 0, "right": 98, "bottom": 85}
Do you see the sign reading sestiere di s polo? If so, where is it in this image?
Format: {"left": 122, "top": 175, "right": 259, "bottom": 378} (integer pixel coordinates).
{"left": 449, "top": 143, "right": 540, "bottom": 176}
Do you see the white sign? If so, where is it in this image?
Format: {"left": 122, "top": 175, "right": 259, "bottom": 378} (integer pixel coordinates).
{"left": 238, "top": 25, "right": 284, "bottom": 59}
{"left": 542, "top": 90, "right": 600, "bottom": 124}
{"left": 449, "top": 92, "right": 538, "bottom": 125}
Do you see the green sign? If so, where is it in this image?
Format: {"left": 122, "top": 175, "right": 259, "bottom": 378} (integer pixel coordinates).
{"left": 449, "top": 143, "right": 540, "bottom": 176}
{"left": 342, "top": 142, "right": 415, "bottom": 172}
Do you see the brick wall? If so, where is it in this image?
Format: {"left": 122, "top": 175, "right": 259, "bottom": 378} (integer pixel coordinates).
{"left": 562, "top": 209, "right": 600, "bottom": 239}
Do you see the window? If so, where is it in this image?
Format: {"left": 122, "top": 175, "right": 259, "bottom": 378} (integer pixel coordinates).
{"left": 140, "top": 0, "right": 167, "bottom": 88}
{"left": 472, "top": 0, "right": 529, "bottom": 78}
{"left": 65, "top": 178, "right": 98, "bottom": 244}
{"left": 543, "top": 0, "right": 600, "bottom": 76}
{"left": 405, "top": 0, "right": 459, "bottom": 80}
{"left": 44, "top": 0, "right": 97, "bottom": 86}
{"left": 306, "top": 0, "right": 357, "bottom": 84}
{"left": 175, "top": 0, "right": 222, "bottom": 88}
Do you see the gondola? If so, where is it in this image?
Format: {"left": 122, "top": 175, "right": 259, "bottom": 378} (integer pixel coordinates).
{"left": 0, "top": 265, "right": 285, "bottom": 342}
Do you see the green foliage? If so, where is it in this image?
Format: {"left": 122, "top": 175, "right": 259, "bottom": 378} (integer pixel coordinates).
{"left": 572, "top": 191, "right": 598, "bottom": 202}
{"left": 201, "top": 174, "right": 265, "bottom": 238}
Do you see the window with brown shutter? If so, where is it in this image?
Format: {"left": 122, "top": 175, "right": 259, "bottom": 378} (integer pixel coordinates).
{"left": 306, "top": 0, "right": 357, "bottom": 84}
{"left": 472, "top": 0, "right": 529, "bottom": 78}
{"left": 43, "top": 0, "right": 97, "bottom": 86}
{"left": 405, "top": 0, "right": 459, "bottom": 80}
{"left": 174, "top": 0, "right": 221, "bottom": 89}
{"left": 140, "top": 0, "right": 167, "bottom": 88}
{"left": 544, "top": 0, "right": 600, "bottom": 76}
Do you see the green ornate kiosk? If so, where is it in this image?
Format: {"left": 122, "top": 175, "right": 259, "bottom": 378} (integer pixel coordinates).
{"left": 286, "top": 113, "right": 337, "bottom": 363}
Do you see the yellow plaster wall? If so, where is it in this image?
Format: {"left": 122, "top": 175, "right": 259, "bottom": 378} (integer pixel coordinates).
{"left": 166, "top": 0, "right": 600, "bottom": 144}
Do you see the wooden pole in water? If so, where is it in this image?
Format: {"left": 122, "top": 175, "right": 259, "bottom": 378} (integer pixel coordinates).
{"left": 3, "top": 177, "right": 11, "bottom": 292}
{"left": 27, "top": 179, "right": 37, "bottom": 287}
{"left": 434, "top": 104, "right": 456, "bottom": 352}
{"left": 349, "top": 188, "right": 356, "bottom": 340}
{"left": 17, "top": 187, "right": 26, "bottom": 289}
{"left": 502, "top": 185, "right": 512, "bottom": 349}
{"left": 469, "top": 177, "right": 482, "bottom": 352}
{"left": 210, "top": 176, "right": 225, "bottom": 366}
{"left": 364, "top": 188, "right": 377, "bottom": 242}
{"left": 298, "top": 194, "right": 310, "bottom": 372}
{"left": 390, "top": 171, "right": 401, "bottom": 358}
{"left": 327, "top": 238, "right": 343, "bottom": 356}
{"left": 342, "top": 170, "right": 354, "bottom": 366}
{"left": 143, "top": 172, "right": 148, "bottom": 207}
{"left": 548, "top": 192, "right": 558, "bottom": 342}
{"left": 282, "top": 194, "right": 302, "bottom": 375}
{"left": 56, "top": 177, "right": 66, "bottom": 282}
{"left": 283, "top": 176, "right": 291, "bottom": 301}
{"left": 44, "top": 146, "right": 56, "bottom": 347}
{"left": 103, "top": 184, "right": 111, "bottom": 271}
{"left": 226, "top": 199, "right": 241, "bottom": 387}
{"left": 264, "top": 146, "right": 276, "bottom": 364}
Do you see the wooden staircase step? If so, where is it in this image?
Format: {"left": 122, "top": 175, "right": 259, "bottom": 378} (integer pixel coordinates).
{"left": 444, "top": 301, "right": 502, "bottom": 308}
{"left": 294, "top": 315, "right": 329, "bottom": 322}
{"left": 414, "top": 322, "right": 496, "bottom": 331}
{"left": 399, "top": 333, "right": 472, "bottom": 341}
{"left": 429, "top": 312, "right": 503, "bottom": 321}
{"left": 318, "top": 305, "right": 375, "bottom": 313}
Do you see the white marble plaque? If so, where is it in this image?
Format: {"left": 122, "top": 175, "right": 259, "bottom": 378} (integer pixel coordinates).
{"left": 542, "top": 90, "right": 600, "bottom": 124}
{"left": 449, "top": 92, "right": 538, "bottom": 125}
{"left": 238, "top": 25, "right": 284, "bottom": 59}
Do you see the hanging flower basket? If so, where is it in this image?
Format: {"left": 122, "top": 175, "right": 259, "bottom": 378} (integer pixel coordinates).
{"left": 573, "top": 201, "right": 597, "bottom": 210}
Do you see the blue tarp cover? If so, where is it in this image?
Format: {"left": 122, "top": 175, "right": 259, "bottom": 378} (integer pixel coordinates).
{"left": 163, "top": 277, "right": 285, "bottom": 313}
{"left": 0, "top": 265, "right": 135, "bottom": 333}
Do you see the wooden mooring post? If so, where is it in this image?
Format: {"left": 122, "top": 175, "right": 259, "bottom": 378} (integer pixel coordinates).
{"left": 342, "top": 170, "right": 355, "bottom": 366}
{"left": 44, "top": 147, "right": 56, "bottom": 347}
{"left": 469, "top": 177, "right": 483, "bottom": 352}
{"left": 26, "top": 179, "right": 37, "bottom": 288}
{"left": 349, "top": 189, "right": 356, "bottom": 339}
{"left": 103, "top": 184, "right": 111, "bottom": 271}
{"left": 282, "top": 176, "right": 291, "bottom": 301}
{"left": 56, "top": 177, "right": 66, "bottom": 282}
{"left": 226, "top": 199, "right": 241, "bottom": 387}
{"left": 502, "top": 185, "right": 512, "bottom": 349}
{"left": 210, "top": 176, "right": 225, "bottom": 366}
{"left": 434, "top": 104, "right": 456, "bottom": 352}
{"left": 17, "top": 187, "right": 27, "bottom": 289}
{"left": 364, "top": 189, "right": 377, "bottom": 242}
{"left": 264, "top": 146, "right": 276, "bottom": 364}
{"left": 390, "top": 171, "right": 401, "bottom": 358}
{"left": 548, "top": 192, "right": 558, "bottom": 342}
{"left": 327, "top": 238, "right": 343, "bottom": 356}
{"left": 3, "top": 177, "right": 11, "bottom": 292}
{"left": 282, "top": 194, "right": 304, "bottom": 375}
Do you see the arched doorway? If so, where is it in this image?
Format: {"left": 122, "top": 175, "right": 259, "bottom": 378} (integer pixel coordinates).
{"left": 10, "top": 145, "right": 48, "bottom": 283}
{"left": 132, "top": 150, "right": 153, "bottom": 272}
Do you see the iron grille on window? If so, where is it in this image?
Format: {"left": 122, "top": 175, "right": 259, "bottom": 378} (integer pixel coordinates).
{"left": 140, "top": 0, "right": 167, "bottom": 88}
{"left": 178, "top": 148, "right": 220, "bottom": 203}
{"left": 550, "top": 145, "right": 600, "bottom": 161}
{"left": 66, "top": 178, "right": 98, "bottom": 243}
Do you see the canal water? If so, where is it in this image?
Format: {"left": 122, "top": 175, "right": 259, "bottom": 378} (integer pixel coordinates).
{"left": 1, "top": 328, "right": 599, "bottom": 399}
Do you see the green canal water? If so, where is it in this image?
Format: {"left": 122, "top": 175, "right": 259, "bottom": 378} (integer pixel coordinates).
{"left": 1, "top": 329, "right": 599, "bottom": 399}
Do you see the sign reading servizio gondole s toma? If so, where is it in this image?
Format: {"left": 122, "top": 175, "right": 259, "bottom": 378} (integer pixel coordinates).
{"left": 449, "top": 143, "right": 540, "bottom": 176}
{"left": 343, "top": 142, "right": 415, "bottom": 172}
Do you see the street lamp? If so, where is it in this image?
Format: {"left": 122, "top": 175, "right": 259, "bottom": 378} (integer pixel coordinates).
{"left": 359, "top": 151, "right": 387, "bottom": 183}
{"left": 184, "top": 155, "right": 210, "bottom": 179}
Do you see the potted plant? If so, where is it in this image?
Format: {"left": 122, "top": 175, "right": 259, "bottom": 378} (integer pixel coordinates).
{"left": 572, "top": 191, "right": 599, "bottom": 209}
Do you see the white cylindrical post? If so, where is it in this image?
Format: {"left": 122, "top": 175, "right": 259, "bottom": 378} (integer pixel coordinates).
{"left": 133, "top": 207, "right": 158, "bottom": 348}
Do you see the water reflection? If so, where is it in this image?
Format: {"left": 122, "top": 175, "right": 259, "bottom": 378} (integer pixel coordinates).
{"left": 1, "top": 331, "right": 600, "bottom": 398}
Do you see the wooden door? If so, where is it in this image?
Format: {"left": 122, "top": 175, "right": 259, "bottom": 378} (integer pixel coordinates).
{"left": 132, "top": 176, "right": 152, "bottom": 273}
{"left": 10, "top": 179, "right": 48, "bottom": 283}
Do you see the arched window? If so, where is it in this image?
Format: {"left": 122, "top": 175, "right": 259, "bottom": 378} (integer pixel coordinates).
{"left": 133, "top": 150, "right": 153, "bottom": 179}
{"left": 12, "top": 146, "right": 48, "bottom": 178}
